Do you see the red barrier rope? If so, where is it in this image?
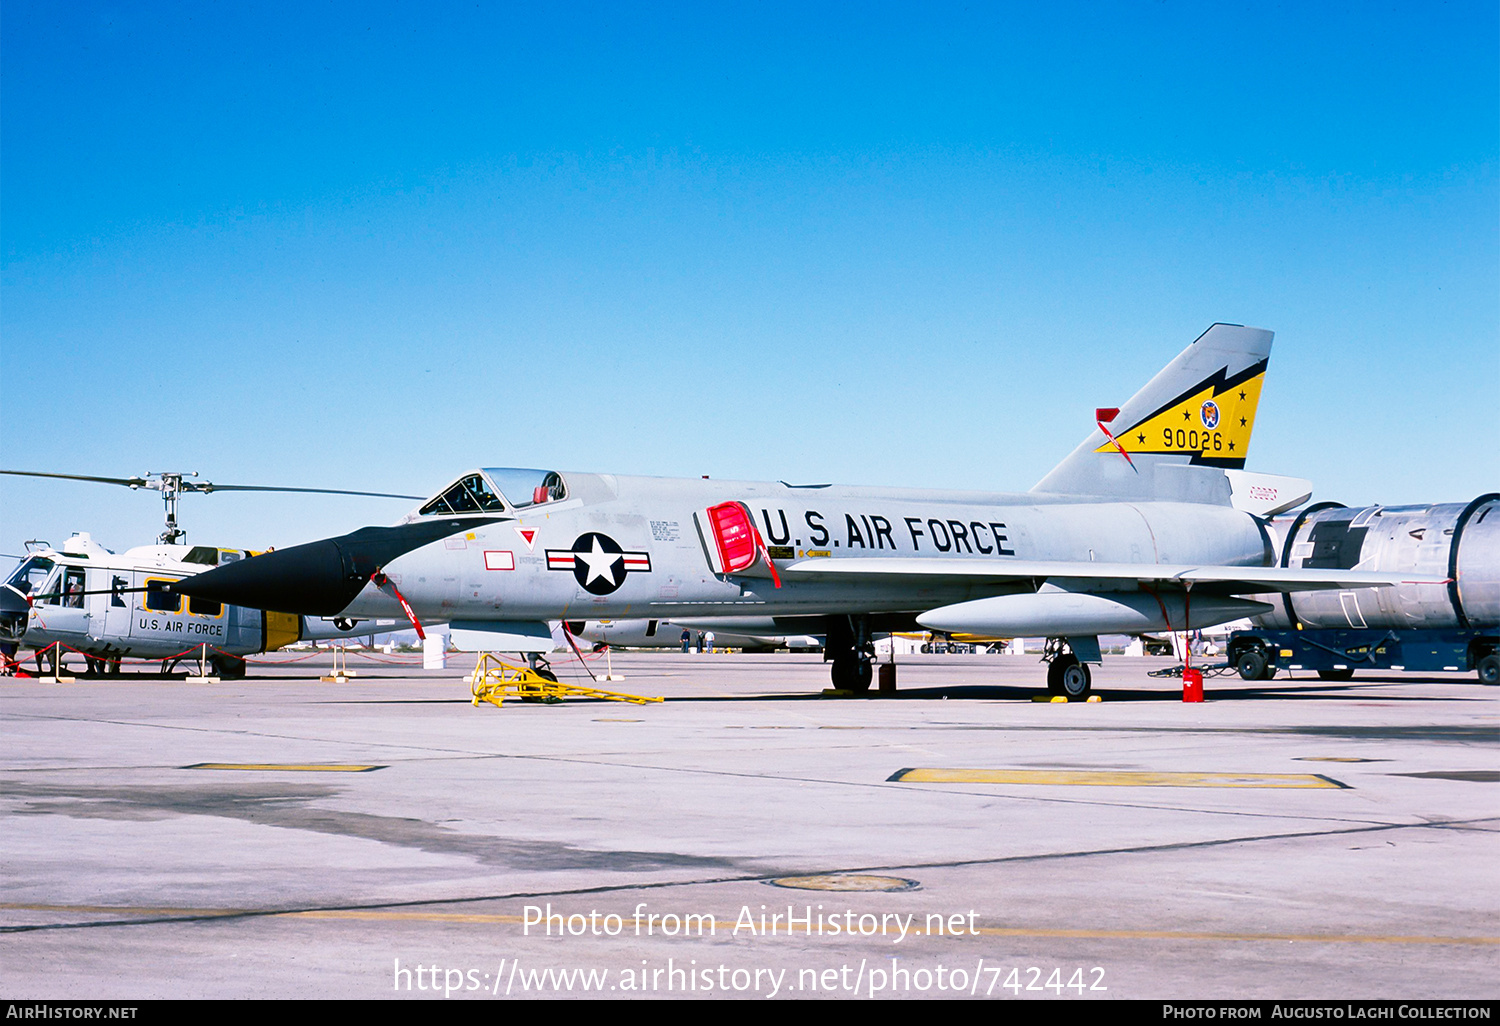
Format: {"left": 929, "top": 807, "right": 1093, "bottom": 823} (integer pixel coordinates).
{"left": 559, "top": 622, "right": 599, "bottom": 683}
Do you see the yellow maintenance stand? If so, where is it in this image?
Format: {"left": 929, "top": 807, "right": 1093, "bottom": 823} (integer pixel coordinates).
{"left": 468, "top": 654, "right": 664, "bottom": 708}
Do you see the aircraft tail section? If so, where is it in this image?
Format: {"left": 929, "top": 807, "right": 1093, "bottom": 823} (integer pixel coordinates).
{"left": 1031, "top": 323, "right": 1273, "bottom": 502}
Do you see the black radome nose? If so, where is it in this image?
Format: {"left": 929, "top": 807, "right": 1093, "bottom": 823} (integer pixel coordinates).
{"left": 0, "top": 586, "right": 30, "bottom": 617}
{"left": 173, "top": 518, "right": 491, "bottom": 615}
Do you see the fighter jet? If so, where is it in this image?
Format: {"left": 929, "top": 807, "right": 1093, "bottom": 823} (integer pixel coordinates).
{"left": 174, "top": 324, "right": 1436, "bottom": 697}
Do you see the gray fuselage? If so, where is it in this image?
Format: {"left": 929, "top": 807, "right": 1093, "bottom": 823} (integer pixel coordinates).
{"left": 336, "top": 473, "right": 1270, "bottom": 623}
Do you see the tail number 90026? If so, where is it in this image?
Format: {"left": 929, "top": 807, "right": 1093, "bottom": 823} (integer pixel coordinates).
{"left": 1163, "top": 428, "right": 1222, "bottom": 451}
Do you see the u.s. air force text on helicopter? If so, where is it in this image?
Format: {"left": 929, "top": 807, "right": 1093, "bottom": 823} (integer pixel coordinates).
{"left": 174, "top": 324, "right": 1451, "bottom": 697}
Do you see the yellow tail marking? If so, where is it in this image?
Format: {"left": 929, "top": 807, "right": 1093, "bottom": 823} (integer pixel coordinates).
{"left": 1096, "top": 371, "right": 1264, "bottom": 463}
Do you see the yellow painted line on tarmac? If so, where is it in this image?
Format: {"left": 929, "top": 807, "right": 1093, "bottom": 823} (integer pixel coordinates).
{"left": 5, "top": 904, "right": 1495, "bottom": 945}
{"left": 889, "top": 768, "right": 1346, "bottom": 788}
{"left": 267, "top": 912, "right": 1500, "bottom": 945}
{"left": 1, "top": 903, "right": 248, "bottom": 917}
{"left": 182, "top": 763, "right": 385, "bottom": 772}
{"left": 767, "top": 874, "right": 918, "bottom": 892}
{"left": 966, "top": 930, "right": 1500, "bottom": 948}
{"left": 292, "top": 910, "right": 529, "bottom": 924}
{"left": 969, "top": 927, "right": 1500, "bottom": 946}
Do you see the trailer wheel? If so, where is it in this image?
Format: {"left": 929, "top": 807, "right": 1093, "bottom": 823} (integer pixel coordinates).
{"left": 1317, "top": 668, "right": 1355, "bottom": 681}
{"left": 1479, "top": 653, "right": 1500, "bottom": 686}
{"left": 1235, "top": 648, "right": 1268, "bottom": 681}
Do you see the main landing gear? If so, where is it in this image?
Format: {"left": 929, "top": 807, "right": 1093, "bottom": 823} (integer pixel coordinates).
{"left": 526, "top": 652, "right": 559, "bottom": 683}
{"left": 1044, "top": 638, "right": 1092, "bottom": 699}
{"left": 517, "top": 652, "right": 562, "bottom": 703}
{"left": 825, "top": 615, "right": 875, "bottom": 692}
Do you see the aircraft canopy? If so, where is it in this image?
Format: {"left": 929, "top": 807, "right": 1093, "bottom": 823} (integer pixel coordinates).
{"left": 418, "top": 469, "right": 566, "bottom": 516}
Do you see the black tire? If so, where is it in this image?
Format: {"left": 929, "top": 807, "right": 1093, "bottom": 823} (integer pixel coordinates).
{"left": 1047, "top": 655, "right": 1091, "bottom": 698}
{"left": 1317, "top": 668, "right": 1355, "bottom": 681}
{"left": 210, "top": 654, "right": 247, "bottom": 679}
{"left": 1235, "top": 649, "right": 1266, "bottom": 681}
{"left": 1046, "top": 655, "right": 1068, "bottom": 693}
{"left": 850, "top": 660, "right": 872, "bottom": 692}
{"left": 1478, "top": 653, "right": 1500, "bottom": 686}
{"left": 831, "top": 657, "right": 872, "bottom": 692}
{"left": 522, "top": 667, "right": 561, "bottom": 703}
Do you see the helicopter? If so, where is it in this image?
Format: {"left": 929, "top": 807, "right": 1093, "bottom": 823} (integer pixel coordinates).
{"left": 0, "top": 470, "right": 425, "bottom": 677}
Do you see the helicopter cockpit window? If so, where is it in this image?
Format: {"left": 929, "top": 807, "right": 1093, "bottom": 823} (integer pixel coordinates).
{"left": 482, "top": 468, "right": 566, "bottom": 510}
{"left": 35, "top": 567, "right": 87, "bottom": 608}
{"left": 418, "top": 474, "right": 507, "bottom": 517}
{"left": 183, "top": 546, "right": 219, "bottom": 566}
{"left": 62, "top": 569, "right": 86, "bottom": 608}
{"left": 5, "top": 557, "right": 55, "bottom": 597}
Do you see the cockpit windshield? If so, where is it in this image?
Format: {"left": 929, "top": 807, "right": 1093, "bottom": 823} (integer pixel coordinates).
{"left": 483, "top": 468, "right": 566, "bottom": 509}
{"left": 417, "top": 469, "right": 567, "bottom": 516}
{"left": 418, "top": 473, "right": 507, "bottom": 516}
{"left": 6, "top": 556, "right": 55, "bottom": 596}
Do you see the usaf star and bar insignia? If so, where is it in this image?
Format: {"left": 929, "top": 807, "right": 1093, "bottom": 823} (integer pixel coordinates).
{"left": 546, "top": 533, "right": 652, "bottom": 595}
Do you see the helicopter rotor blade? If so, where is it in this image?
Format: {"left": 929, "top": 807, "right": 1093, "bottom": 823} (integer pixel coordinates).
{"left": 1, "top": 470, "right": 149, "bottom": 489}
{"left": 186, "top": 484, "right": 425, "bottom": 500}
{"left": 3, "top": 470, "right": 422, "bottom": 501}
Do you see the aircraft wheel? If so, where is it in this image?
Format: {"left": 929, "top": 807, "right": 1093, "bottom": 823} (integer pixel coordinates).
{"left": 1478, "top": 653, "right": 1500, "bottom": 686}
{"left": 831, "top": 657, "right": 872, "bottom": 692}
{"left": 210, "top": 655, "right": 247, "bottom": 679}
{"left": 1047, "top": 655, "right": 1091, "bottom": 698}
{"left": 1235, "top": 648, "right": 1268, "bottom": 682}
{"left": 522, "top": 667, "right": 561, "bottom": 703}
{"left": 1317, "top": 668, "right": 1355, "bottom": 681}
{"left": 851, "top": 660, "right": 872, "bottom": 692}
{"left": 829, "top": 657, "right": 849, "bottom": 689}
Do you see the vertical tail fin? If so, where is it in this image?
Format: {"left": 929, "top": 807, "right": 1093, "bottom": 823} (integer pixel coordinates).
{"left": 1032, "top": 323, "right": 1273, "bottom": 501}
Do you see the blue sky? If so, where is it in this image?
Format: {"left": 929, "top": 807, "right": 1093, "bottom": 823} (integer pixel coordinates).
{"left": 2, "top": 1, "right": 1496, "bottom": 560}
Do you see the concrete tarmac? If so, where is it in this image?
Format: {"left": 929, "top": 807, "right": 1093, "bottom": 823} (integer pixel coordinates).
{"left": 2, "top": 650, "right": 1496, "bottom": 1000}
